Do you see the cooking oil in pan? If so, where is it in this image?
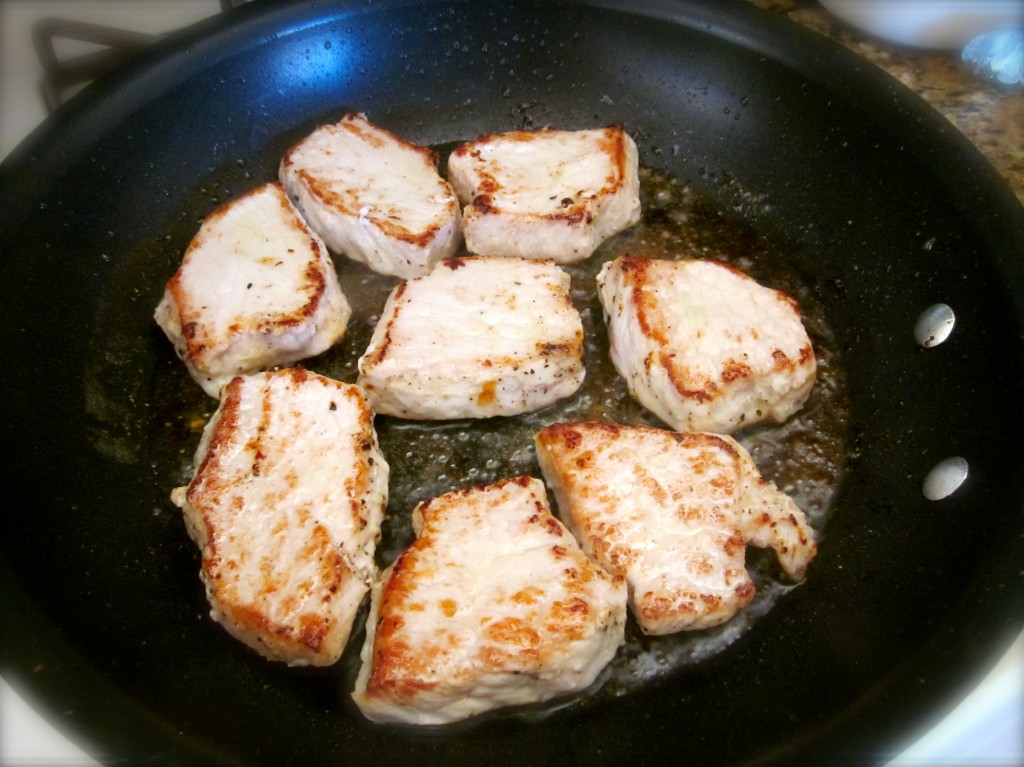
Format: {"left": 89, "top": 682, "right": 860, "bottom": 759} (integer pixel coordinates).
{"left": 147, "top": 163, "right": 850, "bottom": 715}
{"left": 313, "top": 165, "right": 850, "bottom": 710}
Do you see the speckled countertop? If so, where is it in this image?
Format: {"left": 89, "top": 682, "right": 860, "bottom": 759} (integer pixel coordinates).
{"left": 749, "top": 0, "right": 1024, "bottom": 206}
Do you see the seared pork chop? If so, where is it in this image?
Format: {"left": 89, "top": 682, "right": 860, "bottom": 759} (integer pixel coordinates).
{"left": 154, "top": 182, "right": 351, "bottom": 398}
{"left": 535, "top": 421, "right": 816, "bottom": 635}
{"left": 357, "top": 256, "right": 585, "bottom": 419}
{"left": 352, "top": 476, "right": 627, "bottom": 725}
{"left": 597, "top": 256, "right": 816, "bottom": 434}
{"left": 447, "top": 126, "right": 641, "bottom": 263}
{"left": 280, "top": 113, "right": 462, "bottom": 278}
{"left": 170, "top": 368, "right": 389, "bottom": 666}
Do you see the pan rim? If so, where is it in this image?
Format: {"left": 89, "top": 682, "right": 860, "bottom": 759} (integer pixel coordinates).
{"left": 1, "top": 1, "right": 1022, "bottom": 764}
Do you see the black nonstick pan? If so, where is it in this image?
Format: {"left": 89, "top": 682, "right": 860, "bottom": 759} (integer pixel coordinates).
{"left": 1, "top": 1, "right": 1022, "bottom": 764}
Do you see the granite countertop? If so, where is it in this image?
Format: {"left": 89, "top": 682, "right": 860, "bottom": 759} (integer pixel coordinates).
{"left": 749, "top": 0, "right": 1024, "bottom": 206}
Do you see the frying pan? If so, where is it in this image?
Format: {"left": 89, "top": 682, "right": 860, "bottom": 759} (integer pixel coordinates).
{"left": 1, "top": 0, "right": 1022, "bottom": 764}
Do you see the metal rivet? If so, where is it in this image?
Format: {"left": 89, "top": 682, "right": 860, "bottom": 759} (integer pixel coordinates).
{"left": 922, "top": 456, "right": 969, "bottom": 500}
{"left": 914, "top": 303, "right": 955, "bottom": 348}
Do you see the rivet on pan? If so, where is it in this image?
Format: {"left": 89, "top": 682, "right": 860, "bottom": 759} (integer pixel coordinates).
{"left": 914, "top": 303, "right": 955, "bottom": 347}
{"left": 922, "top": 456, "right": 969, "bottom": 501}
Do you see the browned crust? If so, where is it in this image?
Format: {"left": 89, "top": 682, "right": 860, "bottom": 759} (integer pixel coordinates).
{"left": 214, "top": 530, "right": 350, "bottom": 659}
{"left": 361, "top": 257, "right": 582, "bottom": 371}
{"left": 359, "top": 280, "right": 407, "bottom": 369}
{"left": 186, "top": 369, "right": 376, "bottom": 663}
{"left": 166, "top": 182, "right": 329, "bottom": 364}
{"left": 535, "top": 422, "right": 753, "bottom": 627}
{"left": 282, "top": 113, "right": 439, "bottom": 174}
{"left": 363, "top": 475, "right": 617, "bottom": 701}
{"left": 536, "top": 420, "right": 739, "bottom": 460}
{"left": 613, "top": 255, "right": 813, "bottom": 404}
{"left": 455, "top": 125, "right": 630, "bottom": 225}
{"left": 282, "top": 114, "right": 455, "bottom": 249}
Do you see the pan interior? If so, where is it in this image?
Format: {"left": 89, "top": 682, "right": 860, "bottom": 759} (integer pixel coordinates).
{"left": 1, "top": 1, "right": 1022, "bottom": 765}
{"left": 141, "top": 160, "right": 851, "bottom": 708}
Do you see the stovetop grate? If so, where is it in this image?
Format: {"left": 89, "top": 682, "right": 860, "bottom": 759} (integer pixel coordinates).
{"left": 32, "top": 0, "right": 249, "bottom": 110}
